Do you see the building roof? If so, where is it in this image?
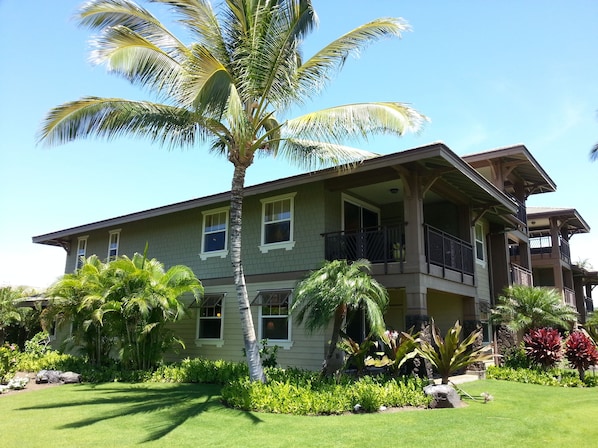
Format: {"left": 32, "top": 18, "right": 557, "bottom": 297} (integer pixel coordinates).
{"left": 527, "top": 206, "right": 591, "bottom": 235}
{"left": 33, "top": 142, "right": 518, "bottom": 248}
{"left": 462, "top": 144, "right": 557, "bottom": 195}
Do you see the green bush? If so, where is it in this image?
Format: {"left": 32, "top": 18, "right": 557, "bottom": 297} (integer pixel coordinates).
{"left": 487, "top": 365, "right": 596, "bottom": 387}
{"left": 222, "top": 373, "right": 430, "bottom": 415}
{"left": 0, "top": 343, "right": 20, "bottom": 383}
{"left": 151, "top": 358, "right": 249, "bottom": 384}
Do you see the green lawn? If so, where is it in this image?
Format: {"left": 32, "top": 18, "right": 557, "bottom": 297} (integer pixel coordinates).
{"left": 1, "top": 380, "right": 597, "bottom": 447}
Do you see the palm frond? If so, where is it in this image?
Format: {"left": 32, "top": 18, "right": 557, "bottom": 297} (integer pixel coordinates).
{"left": 79, "top": 0, "right": 187, "bottom": 51}
{"left": 38, "top": 97, "right": 221, "bottom": 149}
{"left": 182, "top": 43, "right": 233, "bottom": 114}
{"left": 90, "top": 25, "right": 185, "bottom": 99}
{"left": 285, "top": 102, "right": 427, "bottom": 143}
{"left": 297, "top": 18, "right": 409, "bottom": 98}
{"left": 276, "top": 138, "right": 376, "bottom": 171}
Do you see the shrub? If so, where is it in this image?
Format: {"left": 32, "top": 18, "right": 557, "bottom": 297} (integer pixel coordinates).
{"left": 502, "top": 345, "right": 535, "bottom": 369}
{"left": 221, "top": 373, "right": 430, "bottom": 415}
{"left": 523, "top": 327, "right": 563, "bottom": 369}
{"left": 565, "top": 331, "right": 598, "bottom": 381}
{"left": 0, "top": 343, "right": 20, "bottom": 383}
{"left": 487, "top": 366, "right": 587, "bottom": 387}
{"left": 417, "top": 319, "right": 492, "bottom": 384}
{"left": 151, "top": 358, "right": 249, "bottom": 384}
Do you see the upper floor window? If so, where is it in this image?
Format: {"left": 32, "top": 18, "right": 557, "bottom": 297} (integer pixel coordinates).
{"left": 200, "top": 208, "right": 229, "bottom": 260}
{"left": 108, "top": 230, "right": 120, "bottom": 262}
{"left": 259, "top": 193, "right": 296, "bottom": 253}
{"left": 75, "top": 236, "right": 88, "bottom": 270}
{"left": 474, "top": 223, "right": 485, "bottom": 264}
{"left": 252, "top": 289, "right": 292, "bottom": 348}
{"left": 196, "top": 294, "right": 225, "bottom": 346}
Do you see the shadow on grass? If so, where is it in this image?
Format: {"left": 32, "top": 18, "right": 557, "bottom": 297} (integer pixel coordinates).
{"left": 17, "top": 383, "right": 263, "bottom": 442}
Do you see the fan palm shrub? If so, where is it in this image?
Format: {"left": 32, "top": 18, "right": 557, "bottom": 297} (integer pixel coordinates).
{"left": 291, "top": 259, "right": 388, "bottom": 376}
{"left": 491, "top": 285, "right": 578, "bottom": 334}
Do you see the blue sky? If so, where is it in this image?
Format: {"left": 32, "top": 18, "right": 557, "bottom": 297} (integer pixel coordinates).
{"left": 1, "top": 0, "right": 597, "bottom": 288}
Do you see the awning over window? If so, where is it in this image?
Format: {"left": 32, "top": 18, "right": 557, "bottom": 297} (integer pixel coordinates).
{"left": 251, "top": 290, "right": 292, "bottom": 306}
{"left": 188, "top": 293, "right": 225, "bottom": 309}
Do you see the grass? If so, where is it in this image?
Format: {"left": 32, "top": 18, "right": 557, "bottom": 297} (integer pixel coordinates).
{"left": 1, "top": 380, "right": 598, "bottom": 447}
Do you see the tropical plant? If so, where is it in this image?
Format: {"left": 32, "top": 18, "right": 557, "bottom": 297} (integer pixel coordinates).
{"left": 38, "top": 0, "right": 426, "bottom": 382}
{"left": 291, "top": 259, "right": 389, "bottom": 376}
{"left": 43, "top": 255, "right": 114, "bottom": 366}
{"left": 0, "top": 286, "right": 32, "bottom": 345}
{"left": 416, "top": 319, "right": 493, "bottom": 385}
{"left": 491, "top": 285, "right": 578, "bottom": 334}
{"left": 564, "top": 330, "right": 598, "bottom": 381}
{"left": 523, "top": 327, "right": 563, "bottom": 369}
{"left": 583, "top": 312, "right": 598, "bottom": 343}
{"left": 45, "top": 252, "right": 202, "bottom": 369}
{"left": 376, "top": 328, "right": 419, "bottom": 374}
{"left": 338, "top": 332, "right": 376, "bottom": 375}
{"left": 105, "top": 253, "right": 203, "bottom": 370}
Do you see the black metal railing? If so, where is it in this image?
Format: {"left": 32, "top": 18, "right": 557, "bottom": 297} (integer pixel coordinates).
{"left": 512, "top": 196, "right": 527, "bottom": 226}
{"left": 529, "top": 235, "right": 571, "bottom": 265}
{"left": 322, "top": 225, "right": 405, "bottom": 264}
{"left": 424, "top": 224, "right": 474, "bottom": 276}
{"left": 323, "top": 223, "right": 474, "bottom": 281}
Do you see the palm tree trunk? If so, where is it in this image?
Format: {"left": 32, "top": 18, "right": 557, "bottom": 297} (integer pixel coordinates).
{"left": 230, "top": 162, "right": 265, "bottom": 383}
{"left": 323, "top": 305, "right": 347, "bottom": 376}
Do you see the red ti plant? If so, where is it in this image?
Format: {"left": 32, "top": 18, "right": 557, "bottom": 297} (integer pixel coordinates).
{"left": 565, "top": 331, "right": 598, "bottom": 381}
{"left": 523, "top": 327, "right": 563, "bottom": 369}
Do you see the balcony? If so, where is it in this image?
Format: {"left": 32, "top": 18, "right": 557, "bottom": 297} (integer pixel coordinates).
{"left": 323, "top": 224, "right": 474, "bottom": 282}
{"left": 323, "top": 225, "right": 405, "bottom": 267}
{"left": 511, "top": 263, "right": 533, "bottom": 286}
{"left": 529, "top": 235, "right": 571, "bottom": 265}
{"left": 424, "top": 224, "right": 474, "bottom": 279}
{"left": 563, "top": 287, "right": 576, "bottom": 308}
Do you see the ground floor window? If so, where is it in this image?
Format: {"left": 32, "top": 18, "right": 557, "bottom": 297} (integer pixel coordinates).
{"left": 196, "top": 294, "right": 224, "bottom": 345}
{"left": 252, "top": 290, "right": 292, "bottom": 346}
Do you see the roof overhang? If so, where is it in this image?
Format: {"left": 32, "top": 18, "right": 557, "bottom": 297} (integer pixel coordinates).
{"left": 33, "top": 142, "right": 518, "bottom": 247}
{"left": 527, "top": 206, "right": 591, "bottom": 235}
{"left": 463, "top": 144, "right": 557, "bottom": 196}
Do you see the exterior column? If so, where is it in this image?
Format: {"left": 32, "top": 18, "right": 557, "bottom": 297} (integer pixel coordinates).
{"left": 401, "top": 171, "right": 426, "bottom": 273}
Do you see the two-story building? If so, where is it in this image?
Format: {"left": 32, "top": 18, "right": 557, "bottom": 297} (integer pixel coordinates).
{"left": 32, "top": 142, "right": 590, "bottom": 369}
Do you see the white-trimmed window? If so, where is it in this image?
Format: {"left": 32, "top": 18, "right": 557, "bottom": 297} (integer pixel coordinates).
{"left": 474, "top": 223, "right": 485, "bottom": 264}
{"left": 253, "top": 290, "right": 292, "bottom": 348}
{"left": 259, "top": 193, "right": 296, "bottom": 253}
{"left": 195, "top": 294, "right": 225, "bottom": 346}
{"left": 108, "top": 230, "right": 120, "bottom": 262}
{"left": 200, "top": 208, "right": 229, "bottom": 260}
{"left": 75, "top": 236, "right": 88, "bottom": 270}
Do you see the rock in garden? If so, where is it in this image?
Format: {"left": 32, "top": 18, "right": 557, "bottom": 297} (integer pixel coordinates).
{"left": 423, "top": 384, "right": 463, "bottom": 409}
{"left": 59, "top": 371, "right": 82, "bottom": 384}
{"left": 36, "top": 370, "right": 62, "bottom": 384}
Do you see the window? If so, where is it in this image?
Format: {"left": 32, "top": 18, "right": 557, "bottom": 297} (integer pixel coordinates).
{"left": 108, "top": 230, "right": 120, "bottom": 261}
{"left": 259, "top": 193, "right": 296, "bottom": 253}
{"left": 75, "top": 236, "right": 88, "bottom": 270}
{"left": 474, "top": 223, "right": 485, "bottom": 263}
{"left": 253, "top": 290, "right": 292, "bottom": 347}
{"left": 200, "top": 208, "right": 229, "bottom": 260}
{"left": 196, "top": 294, "right": 224, "bottom": 345}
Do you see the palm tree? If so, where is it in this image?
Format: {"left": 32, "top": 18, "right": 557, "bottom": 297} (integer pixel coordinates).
{"left": 491, "top": 285, "right": 578, "bottom": 334}
{"left": 38, "top": 0, "right": 426, "bottom": 381}
{"left": 291, "top": 259, "right": 388, "bottom": 375}
{"left": 44, "top": 255, "right": 114, "bottom": 365}
{"left": 105, "top": 253, "right": 202, "bottom": 369}
{"left": 0, "top": 286, "right": 29, "bottom": 345}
